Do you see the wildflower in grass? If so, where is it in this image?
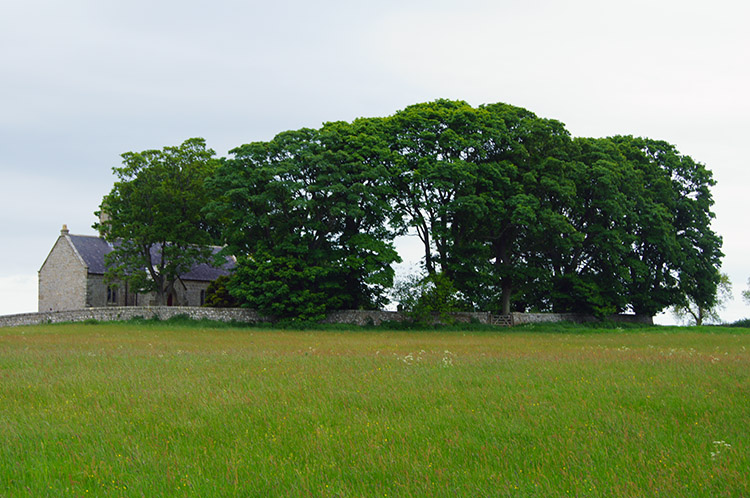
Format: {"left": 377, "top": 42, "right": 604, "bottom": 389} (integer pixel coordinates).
{"left": 442, "top": 350, "right": 455, "bottom": 367}
{"left": 711, "top": 440, "right": 731, "bottom": 460}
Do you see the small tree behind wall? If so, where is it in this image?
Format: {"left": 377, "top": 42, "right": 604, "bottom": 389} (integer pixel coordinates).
{"left": 392, "top": 272, "right": 467, "bottom": 324}
{"left": 672, "top": 273, "right": 732, "bottom": 325}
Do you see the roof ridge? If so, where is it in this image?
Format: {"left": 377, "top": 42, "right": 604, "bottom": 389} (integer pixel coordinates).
{"left": 68, "top": 233, "right": 105, "bottom": 239}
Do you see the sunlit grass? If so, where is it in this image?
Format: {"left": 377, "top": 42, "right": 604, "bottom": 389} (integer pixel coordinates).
{"left": 1, "top": 321, "right": 748, "bottom": 497}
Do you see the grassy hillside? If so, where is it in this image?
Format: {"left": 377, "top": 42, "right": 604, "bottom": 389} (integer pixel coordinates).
{"left": 1, "top": 320, "right": 748, "bottom": 497}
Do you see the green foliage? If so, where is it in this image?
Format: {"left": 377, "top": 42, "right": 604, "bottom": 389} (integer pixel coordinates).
{"left": 393, "top": 272, "right": 467, "bottom": 324}
{"left": 204, "top": 120, "right": 401, "bottom": 320}
{"left": 725, "top": 317, "right": 750, "bottom": 328}
{"left": 608, "top": 136, "right": 723, "bottom": 316}
{"left": 228, "top": 253, "right": 334, "bottom": 322}
{"left": 743, "top": 277, "right": 750, "bottom": 305}
{"left": 95, "top": 138, "right": 219, "bottom": 305}
{"left": 379, "top": 100, "right": 585, "bottom": 315}
{"left": 548, "top": 275, "right": 617, "bottom": 318}
{"left": 109, "top": 100, "right": 723, "bottom": 321}
{"left": 203, "top": 275, "right": 238, "bottom": 308}
{"left": 386, "top": 100, "right": 497, "bottom": 278}
{"left": 531, "top": 137, "right": 633, "bottom": 315}
{"left": 673, "top": 272, "right": 732, "bottom": 325}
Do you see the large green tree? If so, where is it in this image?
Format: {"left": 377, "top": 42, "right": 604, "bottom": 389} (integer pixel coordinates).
{"left": 611, "top": 136, "right": 723, "bottom": 317}
{"left": 205, "top": 119, "right": 400, "bottom": 320}
{"left": 384, "top": 103, "right": 723, "bottom": 318}
{"left": 384, "top": 100, "right": 578, "bottom": 314}
{"left": 536, "top": 137, "right": 636, "bottom": 316}
{"left": 95, "top": 138, "right": 219, "bottom": 305}
{"left": 522, "top": 135, "right": 723, "bottom": 318}
{"left": 470, "top": 103, "right": 577, "bottom": 314}
{"left": 386, "top": 100, "right": 496, "bottom": 280}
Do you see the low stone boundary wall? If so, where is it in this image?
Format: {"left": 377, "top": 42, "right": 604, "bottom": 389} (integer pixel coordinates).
{"left": 321, "top": 310, "right": 493, "bottom": 326}
{"left": 510, "top": 312, "right": 653, "bottom": 326}
{"left": 321, "top": 310, "right": 405, "bottom": 326}
{"left": 0, "top": 307, "right": 651, "bottom": 328}
{"left": 0, "top": 306, "right": 264, "bottom": 328}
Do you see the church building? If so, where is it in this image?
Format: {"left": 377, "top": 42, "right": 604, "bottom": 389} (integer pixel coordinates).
{"left": 39, "top": 225, "right": 234, "bottom": 312}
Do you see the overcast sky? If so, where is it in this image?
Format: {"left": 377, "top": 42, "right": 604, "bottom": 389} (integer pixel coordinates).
{"left": 2, "top": 0, "right": 749, "bottom": 323}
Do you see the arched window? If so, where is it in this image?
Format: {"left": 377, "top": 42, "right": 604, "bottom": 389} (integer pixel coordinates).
{"left": 107, "top": 286, "right": 117, "bottom": 304}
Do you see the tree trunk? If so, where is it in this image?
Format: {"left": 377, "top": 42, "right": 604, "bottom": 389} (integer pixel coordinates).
{"left": 493, "top": 233, "right": 513, "bottom": 315}
{"left": 144, "top": 244, "right": 166, "bottom": 305}
{"left": 416, "top": 222, "right": 435, "bottom": 275}
{"left": 501, "top": 282, "right": 512, "bottom": 315}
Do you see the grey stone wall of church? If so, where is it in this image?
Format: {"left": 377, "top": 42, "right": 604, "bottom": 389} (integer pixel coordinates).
{"left": 38, "top": 237, "right": 88, "bottom": 312}
{"left": 86, "top": 276, "right": 211, "bottom": 307}
{"left": 181, "top": 280, "right": 210, "bottom": 306}
{"left": 88, "top": 275, "right": 146, "bottom": 307}
{"left": 87, "top": 274, "right": 109, "bottom": 307}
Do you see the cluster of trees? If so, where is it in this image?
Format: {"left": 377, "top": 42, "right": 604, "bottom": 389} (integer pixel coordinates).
{"left": 97, "top": 100, "right": 725, "bottom": 321}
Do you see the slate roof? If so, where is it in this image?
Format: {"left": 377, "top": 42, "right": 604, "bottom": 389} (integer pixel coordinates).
{"left": 67, "top": 234, "right": 234, "bottom": 282}
{"left": 68, "top": 235, "right": 112, "bottom": 274}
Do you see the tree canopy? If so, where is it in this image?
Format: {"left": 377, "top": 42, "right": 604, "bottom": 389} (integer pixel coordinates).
{"left": 100, "top": 100, "right": 724, "bottom": 321}
{"left": 95, "top": 138, "right": 219, "bottom": 305}
{"left": 204, "top": 119, "right": 401, "bottom": 320}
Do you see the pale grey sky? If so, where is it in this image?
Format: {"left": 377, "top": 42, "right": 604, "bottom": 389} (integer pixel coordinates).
{"left": 2, "top": 0, "right": 749, "bottom": 322}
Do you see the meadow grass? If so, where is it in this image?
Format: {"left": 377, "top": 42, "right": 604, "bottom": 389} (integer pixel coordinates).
{"left": 1, "top": 320, "right": 748, "bottom": 497}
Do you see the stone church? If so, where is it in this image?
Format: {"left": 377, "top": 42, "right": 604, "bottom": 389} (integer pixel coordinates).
{"left": 39, "top": 225, "right": 234, "bottom": 312}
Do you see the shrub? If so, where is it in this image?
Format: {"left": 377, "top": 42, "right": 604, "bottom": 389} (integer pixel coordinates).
{"left": 392, "top": 272, "right": 467, "bottom": 325}
{"left": 204, "top": 275, "right": 239, "bottom": 308}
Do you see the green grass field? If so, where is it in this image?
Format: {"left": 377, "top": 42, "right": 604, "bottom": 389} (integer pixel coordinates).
{"left": 1, "top": 320, "right": 748, "bottom": 497}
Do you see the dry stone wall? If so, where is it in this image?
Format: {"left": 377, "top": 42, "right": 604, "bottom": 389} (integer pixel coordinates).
{"left": 0, "top": 307, "right": 652, "bottom": 328}
{"left": 0, "top": 306, "right": 263, "bottom": 328}
{"left": 321, "top": 310, "right": 493, "bottom": 326}
{"left": 510, "top": 312, "right": 653, "bottom": 325}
